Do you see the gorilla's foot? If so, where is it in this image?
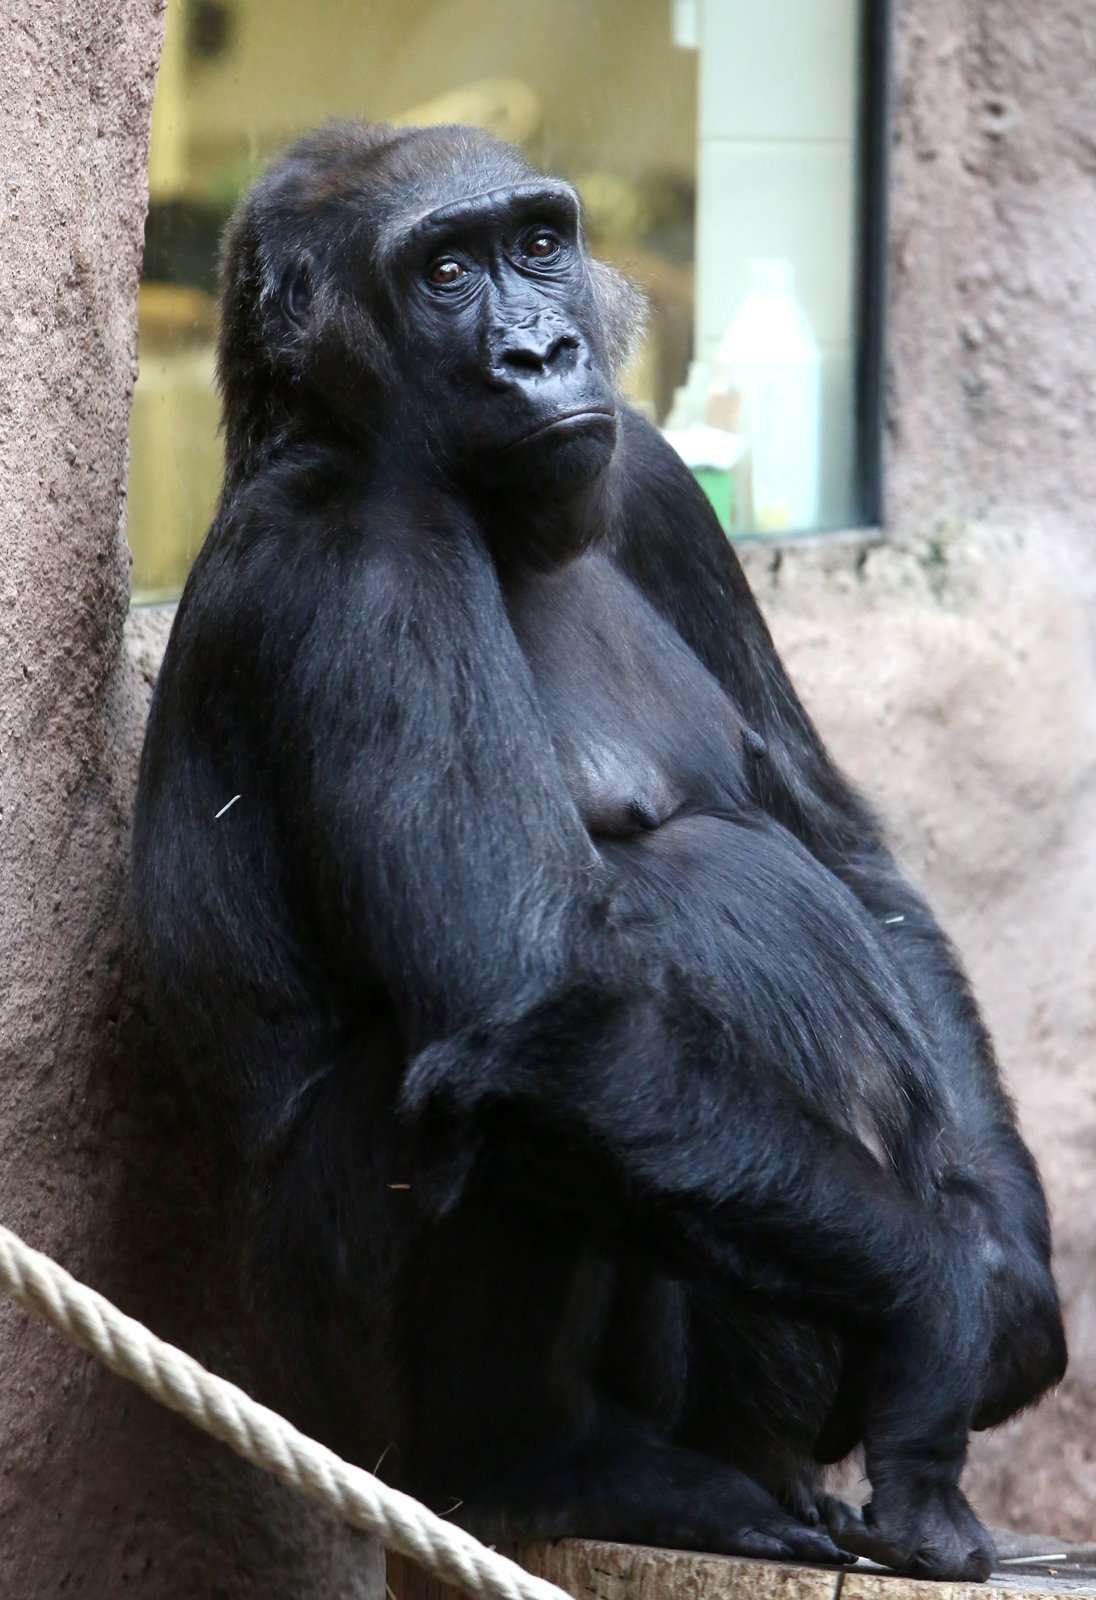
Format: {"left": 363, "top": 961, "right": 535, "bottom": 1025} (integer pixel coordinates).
{"left": 452, "top": 1440, "right": 857, "bottom": 1567}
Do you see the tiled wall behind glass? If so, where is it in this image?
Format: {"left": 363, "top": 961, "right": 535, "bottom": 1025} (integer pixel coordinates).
{"left": 691, "top": 0, "right": 860, "bottom": 533}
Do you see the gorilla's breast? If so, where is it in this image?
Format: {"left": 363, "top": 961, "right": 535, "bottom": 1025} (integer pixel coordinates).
{"left": 559, "top": 737, "right": 681, "bottom": 840}
{"left": 505, "top": 551, "right": 755, "bottom": 839}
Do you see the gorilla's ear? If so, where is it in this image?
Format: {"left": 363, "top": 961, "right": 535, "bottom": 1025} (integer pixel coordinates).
{"left": 589, "top": 259, "right": 649, "bottom": 379}
{"left": 281, "top": 256, "right": 315, "bottom": 331}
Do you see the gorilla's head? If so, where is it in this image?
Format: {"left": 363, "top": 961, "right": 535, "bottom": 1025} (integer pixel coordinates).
{"left": 218, "top": 122, "right": 646, "bottom": 506}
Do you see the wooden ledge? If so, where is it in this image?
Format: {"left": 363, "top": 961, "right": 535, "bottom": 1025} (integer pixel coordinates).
{"left": 388, "top": 1531, "right": 1096, "bottom": 1600}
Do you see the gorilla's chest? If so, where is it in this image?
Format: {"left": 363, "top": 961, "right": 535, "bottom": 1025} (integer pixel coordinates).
{"left": 505, "top": 554, "right": 754, "bottom": 838}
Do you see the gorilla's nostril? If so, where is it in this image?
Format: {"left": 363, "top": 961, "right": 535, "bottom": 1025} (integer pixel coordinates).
{"left": 552, "top": 333, "right": 580, "bottom": 363}
{"left": 501, "top": 333, "right": 579, "bottom": 375}
{"left": 968, "top": 1548, "right": 994, "bottom": 1579}
{"left": 503, "top": 345, "right": 550, "bottom": 374}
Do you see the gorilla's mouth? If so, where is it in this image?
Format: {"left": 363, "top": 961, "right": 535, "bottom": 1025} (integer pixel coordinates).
{"left": 503, "top": 406, "right": 617, "bottom": 452}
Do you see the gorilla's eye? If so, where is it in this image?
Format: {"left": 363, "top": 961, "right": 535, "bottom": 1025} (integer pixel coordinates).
{"left": 427, "top": 257, "right": 467, "bottom": 287}
{"left": 523, "top": 229, "right": 562, "bottom": 263}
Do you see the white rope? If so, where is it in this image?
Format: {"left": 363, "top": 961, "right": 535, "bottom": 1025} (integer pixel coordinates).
{"left": 0, "top": 1223, "right": 570, "bottom": 1600}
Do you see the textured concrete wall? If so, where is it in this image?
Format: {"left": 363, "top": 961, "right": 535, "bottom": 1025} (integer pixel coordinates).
{"left": 886, "top": 0, "right": 1096, "bottom": 539}
{"left": 0, "top": 2, "right": 381, "bottom": 1593}
{"left": 736, "top": 0, "right": 1096, "bottom": 1539}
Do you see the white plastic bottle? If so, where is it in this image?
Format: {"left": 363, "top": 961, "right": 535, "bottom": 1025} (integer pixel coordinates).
{"left": 707, "top": 259, "right": 821, "bottom": 534}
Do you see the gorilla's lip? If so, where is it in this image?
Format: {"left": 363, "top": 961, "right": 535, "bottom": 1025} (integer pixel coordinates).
{"left": 502, "top": 406, "right": 617, "bottom": 452}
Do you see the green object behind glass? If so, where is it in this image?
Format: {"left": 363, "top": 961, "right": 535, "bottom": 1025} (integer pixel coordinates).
{"left": 694, "top": 467, "right": 732, "bottom": 532}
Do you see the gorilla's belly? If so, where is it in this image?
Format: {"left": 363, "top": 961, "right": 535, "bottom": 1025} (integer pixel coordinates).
{"left": 600, "top": 811, "right": 879, "bottom": 1018}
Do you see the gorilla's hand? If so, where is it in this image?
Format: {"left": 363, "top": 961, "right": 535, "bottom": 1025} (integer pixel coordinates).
{"left": 854, "top": 1276, "right": 995, "bottom": 1580}
{"left": 837, "top": 1469, "right": 995, "bottom": 1582}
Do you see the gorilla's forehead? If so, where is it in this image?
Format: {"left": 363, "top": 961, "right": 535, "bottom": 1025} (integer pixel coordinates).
{"left": 358, "top": 127, "right": 576, "bottom": 237}
{"left": 271, "top": 125, "right": 584, "bottom": 267}
{"left": 381, "top": 181, "right": 580, "bottom": 257}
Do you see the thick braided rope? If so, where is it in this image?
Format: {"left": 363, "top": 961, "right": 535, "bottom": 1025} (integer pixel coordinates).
{"left": 0, "top": 1224, "right": 568, "bottom": 1600}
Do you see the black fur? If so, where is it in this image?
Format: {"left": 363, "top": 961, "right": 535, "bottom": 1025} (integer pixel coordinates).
{"left": 131, "top": 122, "right": 1065, "bottom": 1580}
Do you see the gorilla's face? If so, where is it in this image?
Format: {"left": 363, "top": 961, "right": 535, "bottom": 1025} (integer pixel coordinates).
{"left": 379, "top": 178, "right": 620, "bottom": 493}
{"left": 220, "top": 126, "right": 644, "bottom": 514}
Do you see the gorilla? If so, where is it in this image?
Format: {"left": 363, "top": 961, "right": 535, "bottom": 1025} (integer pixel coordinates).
{"left": 130, "top": 122, "right": 1065, "bottom": 1580}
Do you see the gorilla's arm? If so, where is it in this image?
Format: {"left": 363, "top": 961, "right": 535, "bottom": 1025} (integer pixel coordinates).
{"left": 608, "top": 407, "right": 1065, "bottom": 1429}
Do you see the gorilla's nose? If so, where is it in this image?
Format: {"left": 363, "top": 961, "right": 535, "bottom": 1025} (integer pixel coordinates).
{"left": 491, "top": 314, "right": 580, "bottom": 380}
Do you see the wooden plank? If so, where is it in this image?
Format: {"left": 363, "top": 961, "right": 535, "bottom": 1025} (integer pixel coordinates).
{"left": 512, "top": 1540, "right": 842, "bottom": 1600}
{"left": 387, "top": 1532, "right": 1096, "bottom": 1600}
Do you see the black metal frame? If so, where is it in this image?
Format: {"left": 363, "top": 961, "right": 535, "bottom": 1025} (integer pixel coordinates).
{"left": 854, "top": 0, "right": 892, "bottom": 530}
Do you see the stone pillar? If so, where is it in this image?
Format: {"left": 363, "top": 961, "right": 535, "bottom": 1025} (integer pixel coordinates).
{"left": 0, "top": 1, "right": 381, "bottom": 1592}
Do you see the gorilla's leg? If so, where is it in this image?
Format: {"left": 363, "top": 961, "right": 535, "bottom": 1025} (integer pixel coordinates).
{"left": 238, "top": 1024, "right": 413, "bottom": 1469}
{"left": 398, "top": 1192, "right": 853, "bottom": 1565}
{"left": 676, "top": 1284, "right": 843, "bottom": 1494}
{"left": 404, "top": 815, "right": 998, "bottom": 1580}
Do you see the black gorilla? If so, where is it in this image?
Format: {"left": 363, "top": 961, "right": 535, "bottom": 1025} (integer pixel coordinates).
{"left": 131, "top": 123, "right": 1065, "bottom": 1579}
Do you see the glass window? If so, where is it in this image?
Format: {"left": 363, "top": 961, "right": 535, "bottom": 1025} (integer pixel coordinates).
{"left": 129, "top": 0, "right": 882, "bottom": 601}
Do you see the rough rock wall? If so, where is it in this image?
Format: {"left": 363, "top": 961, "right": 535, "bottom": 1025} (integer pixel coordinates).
{"left": 733, "top": 0, "right": 1096, "bottom": 1538}
{"left": 0, "top": 2, "right": 381, "bottom": 1593}
{"left": 887, "top": 0, "right": 1096, "bottom": 540}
